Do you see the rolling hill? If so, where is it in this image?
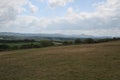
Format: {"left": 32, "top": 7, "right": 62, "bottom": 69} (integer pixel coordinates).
{"left": 0, "top": 32, "right": 112, "bottom": 40}
{"left": 0, "top": 41, "right": 120, "bottom": 80}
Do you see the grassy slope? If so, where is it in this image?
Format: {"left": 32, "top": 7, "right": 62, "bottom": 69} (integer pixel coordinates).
{"left": 0, "top": 41, "right": 120, "bottom": 80}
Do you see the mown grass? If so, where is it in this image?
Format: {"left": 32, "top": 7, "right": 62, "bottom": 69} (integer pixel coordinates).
{"left": 0, "top": 41, "right": 120, "bottom": 80}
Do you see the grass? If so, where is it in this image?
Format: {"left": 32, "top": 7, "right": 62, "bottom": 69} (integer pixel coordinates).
{"left": 0, "top": 42, "right": 40, "bottom": 46}
{"left": 0, "top": 41, "right": 120, "bottom": 80}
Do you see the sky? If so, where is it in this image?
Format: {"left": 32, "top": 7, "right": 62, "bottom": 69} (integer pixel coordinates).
{"left": 0, "top": 0, "right": 120, "bottom": 36}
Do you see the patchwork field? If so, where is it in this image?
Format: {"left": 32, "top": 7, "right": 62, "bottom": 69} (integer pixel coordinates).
{"left": 0, "top": 41, "right": 120, "bottom": 80}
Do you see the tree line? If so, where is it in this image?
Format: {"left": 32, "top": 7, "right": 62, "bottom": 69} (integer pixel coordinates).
{"left": 0, "top": 39, "right": 35, "bottom": 43}
{"left": 0, "top": 40, "right": 54, "bottom": 51}
{"left": 0, "top": 37, "right": 120, "bottom": 51}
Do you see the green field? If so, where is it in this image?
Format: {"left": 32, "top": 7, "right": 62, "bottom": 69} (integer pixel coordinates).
{"left": 0, "top": 41, "right": 120, "bottom": 80}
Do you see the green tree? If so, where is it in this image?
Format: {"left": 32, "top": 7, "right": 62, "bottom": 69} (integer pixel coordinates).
{"left": 63, "top": 41, "right": 73, "bottom": 45}
{"left": 40, "top": 40, "right": 54, "bottom": 47}
{"left": 84, "top": 38, "right": 95, "bottom": 43}
{"left": 74, "top": 39, "right": 82, "bottom": 44}
{"left": 0, "top": 44, "right": 10, "bottom": 51}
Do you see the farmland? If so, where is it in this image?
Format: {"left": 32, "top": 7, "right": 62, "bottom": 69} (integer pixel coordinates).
{"left": 0, "top": 41, "right": 120, "bottom": 80}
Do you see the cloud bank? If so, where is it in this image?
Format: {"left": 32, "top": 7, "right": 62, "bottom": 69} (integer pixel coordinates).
{"left": 0, "top": 0, "right": 120, "bottom": 36}
{"left": 48, "top": 0, "right": 74, "bottom": 8}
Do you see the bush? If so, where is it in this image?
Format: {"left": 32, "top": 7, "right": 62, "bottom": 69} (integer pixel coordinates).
{"left": 84, "top": 38, "right": 95, "bottom": 44}
{"left": 30, "top": 43, "right": 42, "bottom": 48}
{"left": 74, "top": 39, "right": 82, "bottom": 44}
{"left": 40, "top": 40, "right": 54, "bottom": 47}
{"left": 11, "top": 45, "right": 19, "bottom": 50}
{"left": 63, "top": 41, "right": 73, "bottom": 45}
{"left": 0, "top": 44, "right": 10, "bottom": 51}
{"left": 20, "top": 44, "right": 31, "bottom": 49}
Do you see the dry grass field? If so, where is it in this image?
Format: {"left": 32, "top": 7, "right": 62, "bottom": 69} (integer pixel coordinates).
{"left": 0, "top": 41, "right": 120, "bottom": 80}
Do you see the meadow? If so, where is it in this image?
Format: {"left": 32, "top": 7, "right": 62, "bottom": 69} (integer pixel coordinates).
{"left": 0, "top": 41, "right": 120, "bottom": 80}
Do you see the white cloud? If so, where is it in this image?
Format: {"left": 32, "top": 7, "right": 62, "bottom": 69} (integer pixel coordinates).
{"left": 28, "top": 1, "right": 38, "bottom": 13}
{"left": 0, "top": 0, "right": 38, "bottom": 27}
{"left": 67, "top": 7, "right": 74, "bottom": 15}
{"left": 0, "top": 0, "right": 28, "bottom": 25}
{"left": 38, "top": 0, "right": 44, "bottom": 2}
{"left": 31, "top": 0, "right": 120, "bottom": 36}
{"left": 48, "top": 0, "right": 74, "bottom": 8}
{"left": 0, "top": 0, "right": 120, "bottom": 36}
{"left": 42, "top": 0, "right": 120, "bottom": 29}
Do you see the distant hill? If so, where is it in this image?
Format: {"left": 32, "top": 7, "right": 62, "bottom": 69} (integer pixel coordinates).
{"left": 0, "top": 32, "right": 112, "bottom": 40}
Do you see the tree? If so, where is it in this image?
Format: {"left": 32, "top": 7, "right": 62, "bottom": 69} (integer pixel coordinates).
{"left": 74, "top": 39, "right": 82, "bottom": 44}
{"left": 63, "top": 41, "right": 73, "bottom": 45}
{"left": 40, "top": 40, "right": 54, "bottom": 47}
{"left": 0, "top": 44, "right": 10, "bottom": 51}
{"left": 84, "top": 38, "right": 95, "bottom": 43}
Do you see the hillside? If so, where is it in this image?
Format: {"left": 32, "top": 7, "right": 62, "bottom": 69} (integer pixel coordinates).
{"left": 0, "top": 41, "right": 120, "bottom": 80}
{"left": 0, "top": 32, "right": 112, "bottom": 40}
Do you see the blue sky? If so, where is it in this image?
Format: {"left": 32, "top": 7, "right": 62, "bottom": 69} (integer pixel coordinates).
{"left": 22, "top": 0, "right": 105, "bottom": 17}
{"left": 0, "top": 0, "right": 120, "bottom": 36}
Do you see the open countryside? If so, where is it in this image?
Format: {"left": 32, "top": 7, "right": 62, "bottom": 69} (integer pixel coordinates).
{"left": 0, "top": 41, "right": 120, "bottom": 80}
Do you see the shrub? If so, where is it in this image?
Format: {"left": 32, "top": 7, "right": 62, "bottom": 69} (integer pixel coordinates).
{"left": 84, "top": 38, "right": 95, "bottom": 44}
{"left": 40, "top": 40, "right": 54, "bottom": 47}
{"left": 63, "top": 41, "right": 73, "bottom": 45}
{"left": 0, "top": 44, "right": 10, "bottom": 51}
{"left": 74, "top": 39, "right": 82, "bottom": 44}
